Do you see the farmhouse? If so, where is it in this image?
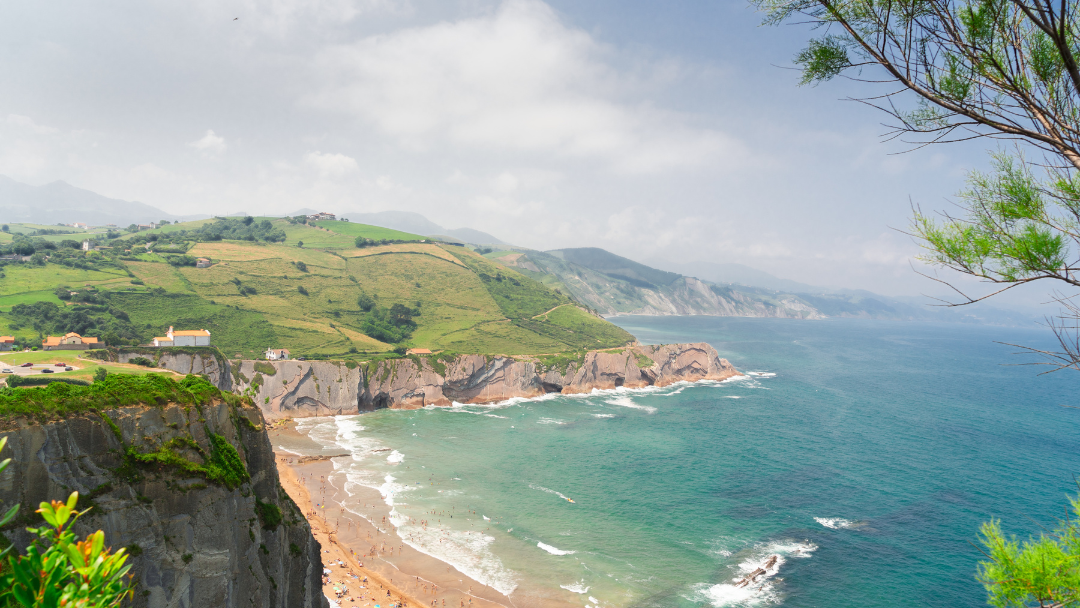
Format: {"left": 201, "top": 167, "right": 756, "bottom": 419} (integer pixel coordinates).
{"left": 265, "top": 348, "right": 290, "bottom": 361}
{"left": 195, "top": 257, "right": 212, "bottom": 268}
{"left": 153, "top": 326, "right": 211, "bottom": 347}
{"left": 42, "top": 333, "right": 99, "bottom": 351}
{"left": 0, "top": 336, "right": 13, "bottom": 351}
{"left": 307, "top": 212, "right": 336, "bottom": 221}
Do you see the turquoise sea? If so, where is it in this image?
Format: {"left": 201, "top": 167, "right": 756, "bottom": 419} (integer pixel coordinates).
{"left": 294, "top": 317, "right": 1080, "bottom": 607}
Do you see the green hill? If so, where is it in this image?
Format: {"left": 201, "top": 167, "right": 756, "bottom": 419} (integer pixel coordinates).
{"left": 0, "top": 219, "right": 634, "bottom": 358}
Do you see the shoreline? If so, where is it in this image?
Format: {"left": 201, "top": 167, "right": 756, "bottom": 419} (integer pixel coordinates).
{"left": 273, "top": 427, "right": 533, "bottom": 608}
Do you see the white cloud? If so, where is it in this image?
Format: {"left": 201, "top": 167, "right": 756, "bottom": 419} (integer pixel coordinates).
{"left": 305, "top": 151, "right": 359, "bottom": 176}
{"left": 189, "top": 130, "right": 227, "bottom": 156}
{"left": 7, "top": 114, "right": 58, "bottom": 135}
{"left": 190, "top": 0, "right": 411, "bottom": 37}
{"left": 306, "top": 0, "right": 743, "bottom": 173}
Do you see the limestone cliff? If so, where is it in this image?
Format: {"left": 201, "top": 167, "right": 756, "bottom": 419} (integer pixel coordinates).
{"left": 88, "top": 347, "right": 234, "bottom": 392}
{"left": 237, "top": 343, "right": 739, "bottom": 419}
{"left": 0, "top": 400, "right": 325, "bottom": 608}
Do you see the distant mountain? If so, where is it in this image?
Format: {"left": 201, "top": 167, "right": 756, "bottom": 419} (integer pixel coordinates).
{"left": 312, "top": 210, "right": 504, "bottom": 245}
{"left": 655, "top": 260, "right": 824, "bottom": 293}
{"left": 441, "top": 227, "right": 503, "bottom": 244}
{"left": 549, "top": 248, "right": 681, "bottom": 288}
{"left": 0, "top": 175, "right": 205, "bottom": 226}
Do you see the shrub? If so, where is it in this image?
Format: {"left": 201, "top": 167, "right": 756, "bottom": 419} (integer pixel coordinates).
{"left": 129, "top": 356, "right": 155, "bottom": 367}
{"left": 94, "top": 367, "right": 108, "bottom": 382}
{"left": 294, "top": 261, "right": 307, "bottom": 272}
{"left": 289, "top": 542, "right": 302, "bottom": 557}
{"left": 297, "top": 285, "right": 308, "bottom": 296}
{"left": 256, "top": 500, "right": 282, "bottom": 530}
{"left": 253, "top": 362, "right": 276, "bottom": 376}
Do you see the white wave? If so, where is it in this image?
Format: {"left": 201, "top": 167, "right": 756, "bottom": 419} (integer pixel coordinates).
{"left": 538, "top": 542, "right": 576, "bottom": 555}
{"left": 275, "top": 445, "right": 303, "bottom": 455}
{"left": 592, "top": 414, "right": 615, "bottom": 418}
{"left": 537, "top": 417, "right": 566, "bottom": 425}
{"left": 604, "top": 396, "right": 657, "bottom": 414}
{"left": 688, "top": 540, "right": 816, "bottom": 607}
{"left": 560, "top": 581, "right": 590, "bottom": 594}
{"left": 589, "top": 597, "right": 599, "bottom": 604}
{"left": 815, "top": 517, "right": 862, "bottom": 529}
{"left": 724, "top": 396, "right": 742, "bottom": 399}
{"left": 484, "top": 414, "right": 508, "bottom": 419}
{"left": 483, "top": 515, "right": 490, "bottom": 521}
{"left": 387, "top": 450, "right": 404, "bottom": 464}
{"left": 529, "top": 483, "right": 574, "bottom": 502}
{"left": 389, "top": 513, "right": 519, "bottom": 595}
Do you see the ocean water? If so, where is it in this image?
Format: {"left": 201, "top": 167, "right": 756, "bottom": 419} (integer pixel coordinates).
{"left": 292, "top": 317, "right": 1080, "bottom": 607}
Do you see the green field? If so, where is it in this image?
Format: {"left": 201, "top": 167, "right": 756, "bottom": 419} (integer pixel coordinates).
{"left": 313, "top": 220, "right": 423, "bottom": 242}
{"left": 0, "top": 219, "right": 635, "bottom": 357}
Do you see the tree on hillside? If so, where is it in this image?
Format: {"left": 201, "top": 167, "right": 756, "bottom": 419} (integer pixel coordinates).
{"left": 754, "top": 0, "right": 1080, "bottom": 603}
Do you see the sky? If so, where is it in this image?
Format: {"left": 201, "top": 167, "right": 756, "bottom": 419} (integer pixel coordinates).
{"left": 0, "top": 0, "right": 1041, "bottom": 303}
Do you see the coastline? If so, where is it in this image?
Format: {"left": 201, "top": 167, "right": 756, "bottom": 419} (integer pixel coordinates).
{"left": 273, "top": 424, "right": 582, "bottom": 608}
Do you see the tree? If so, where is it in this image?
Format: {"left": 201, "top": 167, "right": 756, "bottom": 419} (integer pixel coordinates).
{"left": 753, "top": 0, "right": 1080, "bottom": 602}
{"left": 93, "top": 367, "right": 108, "bottom": 382}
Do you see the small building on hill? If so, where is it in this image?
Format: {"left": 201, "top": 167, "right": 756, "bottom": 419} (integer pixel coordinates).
{"left": 0, "top": 336, "right": 14, "bottom": 351}
{"left": 307, "top": 212, "right": 336, "bottom": 221}
{"left": 43, "top": 333, "right": 99, "bottom": 351}
{"left": 153, "top": 326, "right": 211, "bottom": 347}
{"left": 195, "top": 257, "right": 212, "bottom": 268}
{"left": 81, "top": 239, "right": 95, "bottom": 251}
{"left": 265, "top": 348, "right": 290, "bottom": 361}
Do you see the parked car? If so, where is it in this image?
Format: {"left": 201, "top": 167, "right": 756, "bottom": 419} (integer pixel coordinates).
{"left": 20, "top": 362, "right": 33, "bottom": 368}
{"left": 64, "top": 367, "right": 73, "bottom": 371}
{"left": 1, "top": 369, "right": 11, "bottom": 374}
{"left": 54, "top": 362, "right": 65, "bottom": 367}
{"left": 41, "top": 369, "right": 53, "bottom": 374}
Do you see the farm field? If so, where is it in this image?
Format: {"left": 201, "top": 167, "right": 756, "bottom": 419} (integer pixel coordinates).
{"left": 0, "top": 217, "right": 635, "bottom": 357}
{"left": 313, "top": 219, "right": 423, "bottom": 242}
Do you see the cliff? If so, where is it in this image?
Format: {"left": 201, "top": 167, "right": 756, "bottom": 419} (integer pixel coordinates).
{"left": 88, "top": 347, "right": 234, "bottom": 392}
{"left": 236, "top": 343, "right": 739, "bottom": 420}
{"left": 0, "top": 392, "right": 325, "bottom": 608}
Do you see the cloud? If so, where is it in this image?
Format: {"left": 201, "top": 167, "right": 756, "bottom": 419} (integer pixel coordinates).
{"left": 305, "top": 151, "right": 359, "bottom": 176}
{"left": 306, "top": 0, "right": 743, "bottom": 173}
{"left": 189, "top": 130, "right": 227, "bottom": 156}
{"left": 7, "top": 114, "right": 58, "bottom": 135}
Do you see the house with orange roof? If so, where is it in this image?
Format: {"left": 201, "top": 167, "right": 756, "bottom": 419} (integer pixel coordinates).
{"left": 42, "top": 333, "right": 99, "bottom": 351}
{"left": 0, "top": 336, "right": 13, "bottom": 351}
{"left": 152, "top": 326, "right": 211, "bottom": 347}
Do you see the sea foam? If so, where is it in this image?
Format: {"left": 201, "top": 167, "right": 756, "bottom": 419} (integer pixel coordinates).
{"left": 688, "top": 540, "right": 816, "bottom": 607}
{"left": 538, "top": 542, "right": 576, "bottom": 555}
{"left": 815, "top": 517, "right": 862, "bottom": 529}
{"left": 560, "top": 581, "right": 590, "bottom": 594}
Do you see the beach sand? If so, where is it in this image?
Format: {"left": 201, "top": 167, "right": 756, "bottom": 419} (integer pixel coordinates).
{"left": 272, "top": 423, "right": 539, "bottom": 608}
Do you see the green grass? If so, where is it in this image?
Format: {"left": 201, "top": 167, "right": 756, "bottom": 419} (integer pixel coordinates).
{"left": 313, "top": 220, "right": 424, "bottom": 242}
{"left": 281, "top": 222, "right": 356, "bottom": 249}
{"left": 0, "top": 263, "right": 129, "bottom": 297}
{"left": 0, "top": 290, "right": 63, "bottom": 311}
{"left": 109, "top": 293, "right": 279, "bottom": 359}
{"left": 0, "top": 373, "right": 236, "bottom": 426}
{"left": 0, "top": 238, "right": 641, "bottom": 356}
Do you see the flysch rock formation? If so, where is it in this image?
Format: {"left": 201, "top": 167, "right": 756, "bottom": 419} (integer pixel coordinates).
{"left": 0, "top": 400, "right": 326, "bottom": 608}
{"left": 236, "top": 342, "right": 740, "bottom": 420}
{"left": 90, "top": 347, "right": 234, "bottom": 393}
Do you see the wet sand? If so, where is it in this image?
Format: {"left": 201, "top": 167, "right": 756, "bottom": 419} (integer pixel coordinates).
{"left": 272, "top": 424, "right": 529, "bottom": 608}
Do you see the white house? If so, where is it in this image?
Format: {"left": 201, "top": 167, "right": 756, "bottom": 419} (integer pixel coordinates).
{"left": 265, "top": 348, "right": 290, "bottom": 361}
{"left": 153, "top": 326, "right": 211, "bottom": 347}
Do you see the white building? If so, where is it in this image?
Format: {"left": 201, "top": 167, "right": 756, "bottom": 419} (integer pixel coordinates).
{"left": 153, "top": 326, "right": 211, "bottom": 347}
{"left": 265, "top": 348, "right": 290, "bottom": 361}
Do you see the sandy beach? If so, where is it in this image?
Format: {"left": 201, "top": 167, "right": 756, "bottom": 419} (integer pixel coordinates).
{"left": 271, "top": 423, "right": 536, "bottom": 608}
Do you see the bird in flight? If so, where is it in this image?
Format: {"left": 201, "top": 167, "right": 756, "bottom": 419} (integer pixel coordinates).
{"left": 233, "top": 17, "right": 238, "bottom": 20}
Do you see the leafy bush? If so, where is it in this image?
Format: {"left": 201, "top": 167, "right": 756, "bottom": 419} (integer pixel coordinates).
{"left": 6, "top": 376, "right": 90, "bottom": 388}
{"left": 129, "top": 356, "right": 155, "bottom": 367}
{"left": 0, "top": 440, "right": 134, "bottom": 608}
{"left": 253, "top": 361, "right": 276, "bottom": 376}
{"left": 256, "top": 500, "right": 282, "bottom": 530}
{"left": 297, "top": 285, "right": 308, "bottom": 296}
{"left": 167, "top": 255, "right": 197, "bottom": 267}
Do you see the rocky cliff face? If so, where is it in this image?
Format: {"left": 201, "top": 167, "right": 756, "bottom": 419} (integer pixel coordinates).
{"left": 0, "top": 400, "right": 325, "bottom": 608}
{"left": 90, "top": 347, "right": 234, "bottom": 392}
{"left": 238, "top": 343, "right": 739, "bottom": 420}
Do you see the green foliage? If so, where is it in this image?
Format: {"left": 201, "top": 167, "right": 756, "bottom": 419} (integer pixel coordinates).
{"left": 93, "top": 367, "right": 108, "bottom": 382}
{"left": 534, "top": 351, "right": 587, "bottom": 375}
{"left": 0, "top": 490, "right": 133, "bottom": 608}
{"left": 128, "top": 357, "right": 155, "bottom": 367}
{"left": 167, "top": 255, "right": 197, "bottom": 267}
{"left": 913, "top": 152, "right": 1073, "bottom": 286}
{"left": 361, "top": 304, "right": 418, "bottom": 344}
{"left": 255, "top": 499, "right": 282, "bottom": 530}
{"left": 357, "top": 292, "right": 375, "bottom": 312}
{"left": 7, "top": 300, "right": 141, "bottom": 345}
{"left": 289, "top": 542, "right": 302, "bottom": 557}
{"left": 253, "top": 361, "right": 276, "bottom": 376}
{"left": 0, "top": 373, "right": 235, "bottom": 425}
{"left": 977, "top": 497, "right": 1080, "bottom": 607}
{"left": 6, "top": 376, "right": 90, "bottom": 388}
{"left": 633, "top": 351, "right": 654, "bottom": 369}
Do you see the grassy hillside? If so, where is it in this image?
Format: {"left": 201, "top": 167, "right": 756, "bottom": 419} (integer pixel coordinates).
{"left": 0, "top": 220, "right": 634, "bottom": 358}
